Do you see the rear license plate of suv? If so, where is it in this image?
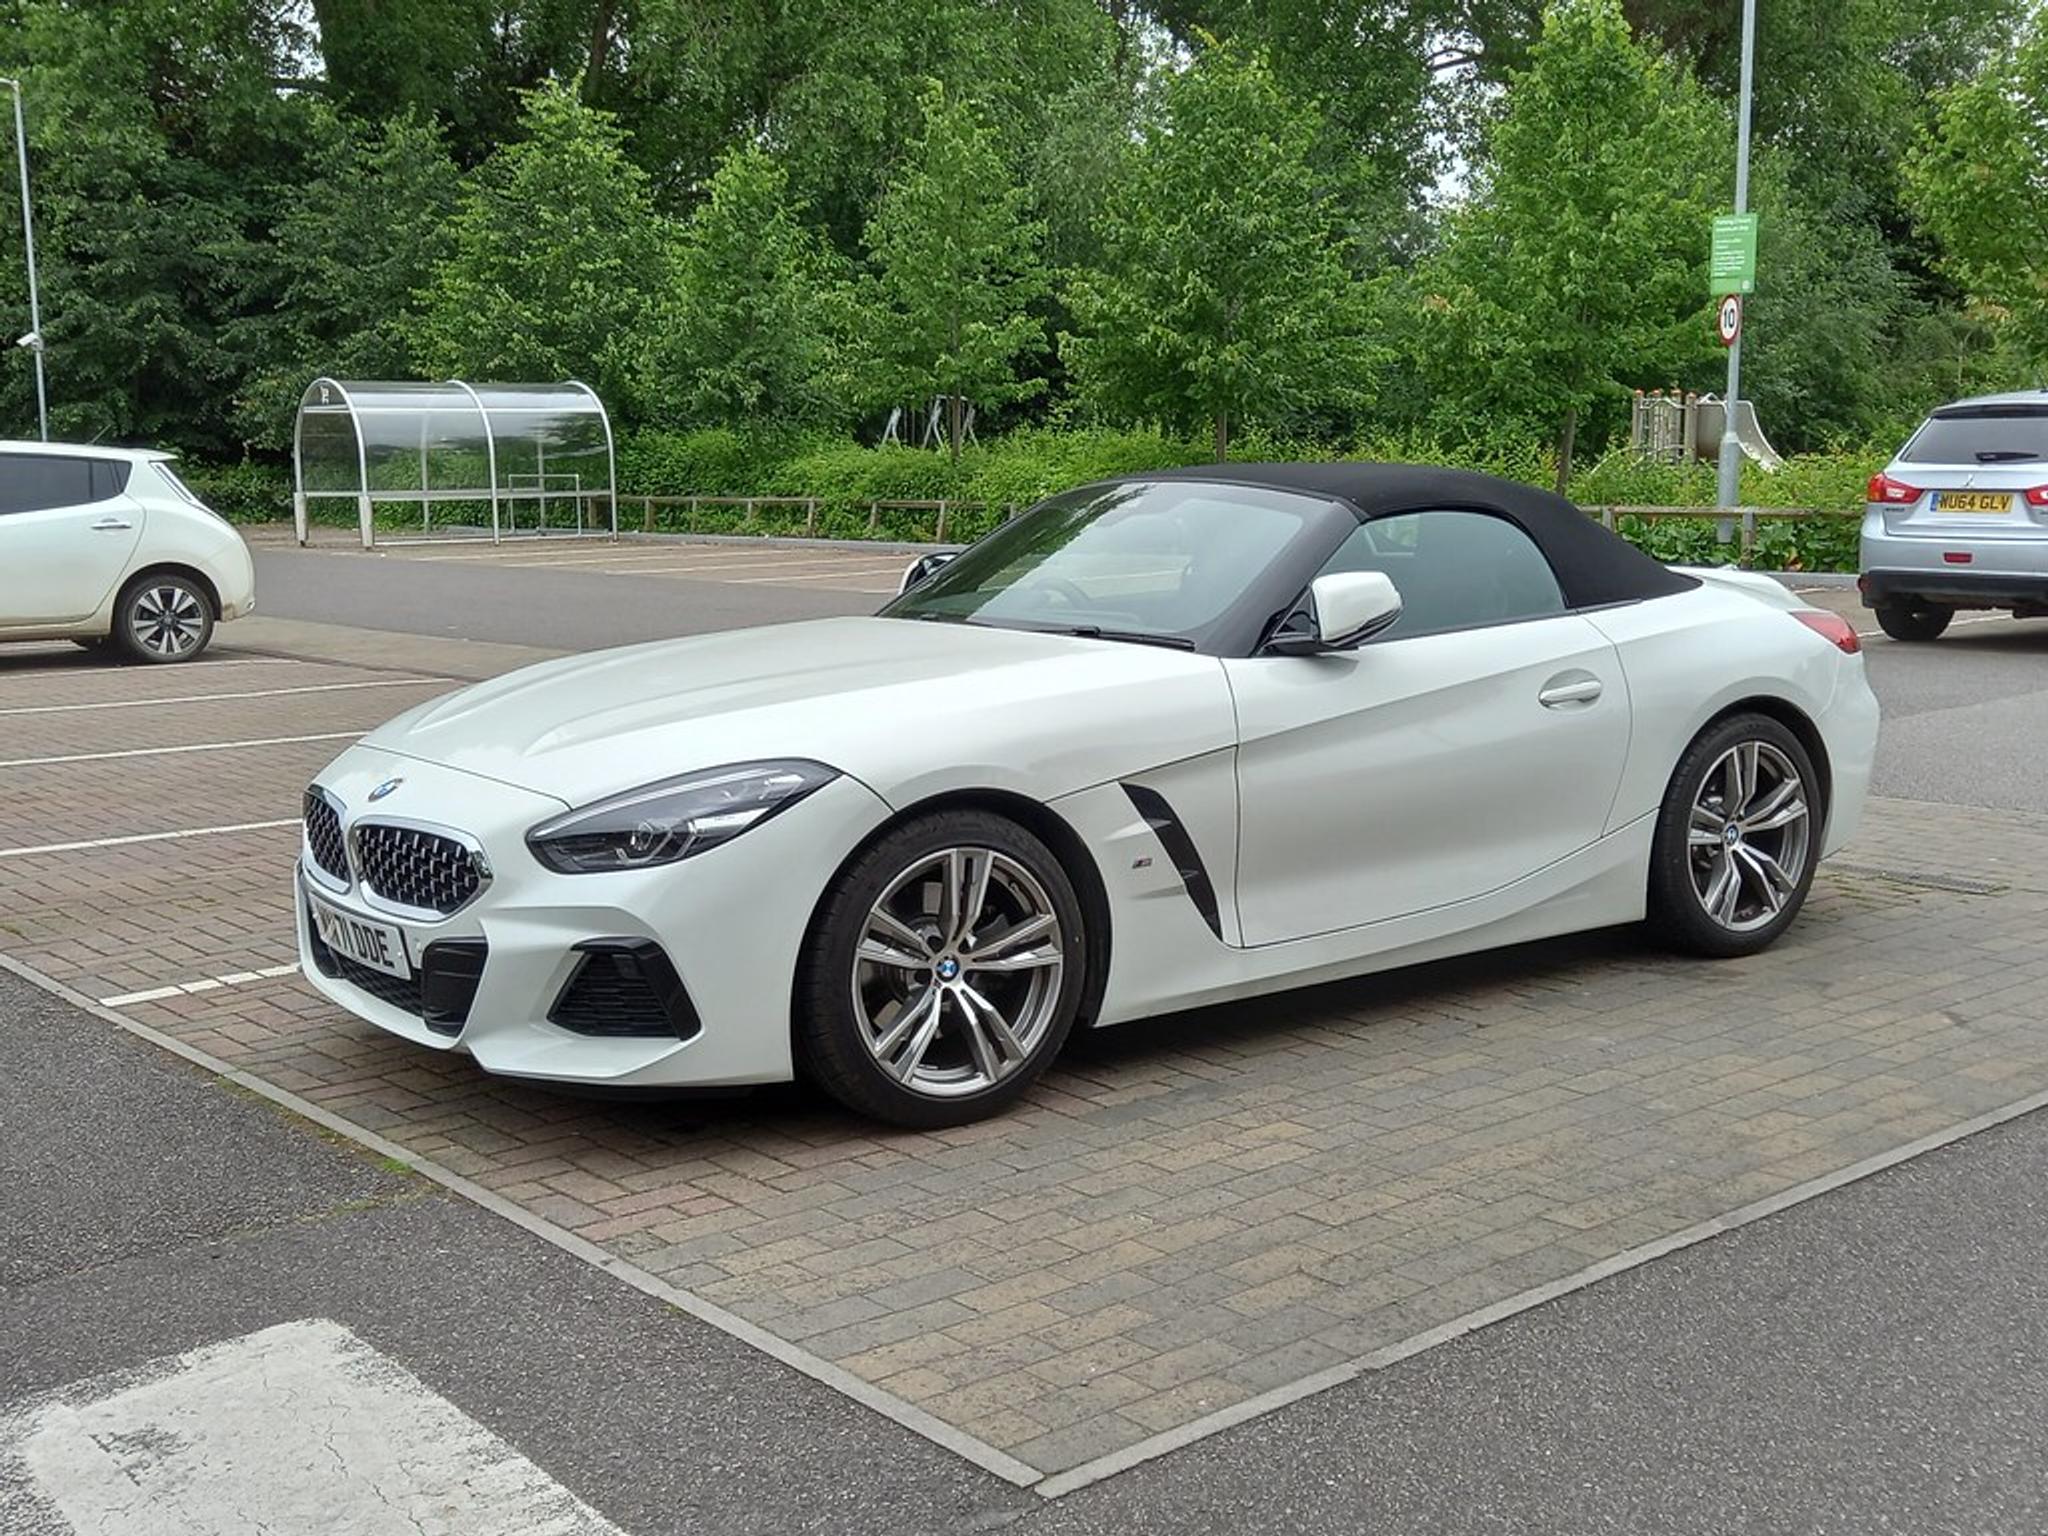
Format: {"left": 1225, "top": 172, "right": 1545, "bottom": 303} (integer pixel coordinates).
{"left": 1935, "top": 491, "right": 2012, "bottom": 513}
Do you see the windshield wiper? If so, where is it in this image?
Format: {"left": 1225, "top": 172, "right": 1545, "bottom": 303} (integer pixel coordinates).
{"left": 1975, "top": 450, "right": 2041, "bottom": 462}
{"left": 1045, "top": 624, "right": 1197, "bottom": 650}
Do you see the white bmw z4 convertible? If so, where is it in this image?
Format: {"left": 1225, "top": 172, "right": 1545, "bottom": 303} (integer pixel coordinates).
{"left": 297, "top": 464, "right": 1879, "bottom": 1126}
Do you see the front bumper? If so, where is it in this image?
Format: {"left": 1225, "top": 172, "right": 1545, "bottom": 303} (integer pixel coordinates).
{"left": 295, "top": 747, "right": 891, "bottom": 1088}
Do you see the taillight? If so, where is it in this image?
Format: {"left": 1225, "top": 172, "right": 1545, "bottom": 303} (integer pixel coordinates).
{"left": 1793, "top": 610, "right": 1861, "bottom": 655}
{"left": 2026, "top": 485, "right": 2048, "bottom": 508}
{"left": 1867, "top": 472, "right": 1921, "bottom": 505}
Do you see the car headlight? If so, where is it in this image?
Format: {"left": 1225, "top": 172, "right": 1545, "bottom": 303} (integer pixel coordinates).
{"left": 526, "top": 760, "right": 840, "bottom": 873}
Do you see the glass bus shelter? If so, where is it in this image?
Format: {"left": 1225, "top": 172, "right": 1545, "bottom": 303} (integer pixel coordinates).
{"left": 293, "top": 378, "right": 617, "bottom": 547}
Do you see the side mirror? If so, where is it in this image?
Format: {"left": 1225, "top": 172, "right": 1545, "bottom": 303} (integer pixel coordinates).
{"left": 1265, "top": 571, "right": 1403, "bottom": 655}
{"left": 899, "top": 550, "right": 959, "bottom": 594}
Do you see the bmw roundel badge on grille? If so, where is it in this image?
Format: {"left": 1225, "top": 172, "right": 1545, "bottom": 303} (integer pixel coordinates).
{"left": 368, "top": 777, "right": 404, "bottom": 802}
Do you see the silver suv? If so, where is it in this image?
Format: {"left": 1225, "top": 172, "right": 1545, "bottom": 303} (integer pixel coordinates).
{"left": 1859, "top": 392, "right": 2048, "bottom": 641}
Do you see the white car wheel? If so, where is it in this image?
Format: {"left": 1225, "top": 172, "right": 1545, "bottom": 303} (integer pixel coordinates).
{"left": 115, "top": 574, "right": 214, "bottom": 663}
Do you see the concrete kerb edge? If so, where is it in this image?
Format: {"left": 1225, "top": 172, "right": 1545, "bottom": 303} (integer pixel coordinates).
{"left": 15, "top": 936, "right": 2042, "bottom": 1502}
{"left": 0, "top": 949, "right": 1041, "bottom": 1491}
{"left": 1031, "top": 1079, "right": 2048, "bottom": 1497}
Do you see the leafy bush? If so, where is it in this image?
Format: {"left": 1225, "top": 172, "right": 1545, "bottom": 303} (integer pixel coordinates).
{"left": 178, "top": 460, "right": 293, "bottom": 523}
{"left": 186, "top": 429, "right": 1875, "bottom": 571}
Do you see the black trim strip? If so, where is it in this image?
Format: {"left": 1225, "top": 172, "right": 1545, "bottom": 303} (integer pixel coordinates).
{"left": 1122, "top": 784, "right": 1223, "bottom": 940}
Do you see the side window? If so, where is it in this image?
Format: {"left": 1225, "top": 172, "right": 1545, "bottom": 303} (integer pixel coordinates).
{"left": 1319, "top": 509, "right": 1566, "bottom": 640}
{"left": 0, "top": 455, "right": 99, "bottom": 516}
{"left": 89, "top": 459, "right": 131, "bottom": 501}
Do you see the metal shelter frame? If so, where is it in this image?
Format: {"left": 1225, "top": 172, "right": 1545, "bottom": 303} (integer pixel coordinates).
{"left": 292, "top": 378, "right": 618, "bottom": 549}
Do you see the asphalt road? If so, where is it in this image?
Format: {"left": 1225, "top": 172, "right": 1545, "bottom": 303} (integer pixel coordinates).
{"left": 252, "top": 544, "right": 878, "bottom": 650}
{"left": 6, "top": 966, "right": 2046, "bottom": 1534}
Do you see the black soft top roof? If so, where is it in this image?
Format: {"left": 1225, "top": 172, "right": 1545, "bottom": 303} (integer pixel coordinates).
{"left": 1129, "top": 461, "right": 1698, "bottom": 609}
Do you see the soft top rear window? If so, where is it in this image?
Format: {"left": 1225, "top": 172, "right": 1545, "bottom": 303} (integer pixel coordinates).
{"left": 1899, "top": 407, "right": 2048, "bottom": 465}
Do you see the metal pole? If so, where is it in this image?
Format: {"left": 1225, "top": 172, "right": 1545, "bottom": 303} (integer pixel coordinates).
{"left": 1714, "top": 0, "right": 1757, "bottom": 514}
{"left": 1, "top": 78, "right": 47, "bottom": 441}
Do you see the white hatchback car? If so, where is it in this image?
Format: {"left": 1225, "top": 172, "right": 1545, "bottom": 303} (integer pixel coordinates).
{"left": 0, "top": 440, "right": 256, "bottom": 662}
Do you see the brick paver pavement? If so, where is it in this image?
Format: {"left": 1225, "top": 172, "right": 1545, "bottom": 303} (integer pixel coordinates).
{"left": 4, "top": 639, "right": 2045, "bottom": 1475}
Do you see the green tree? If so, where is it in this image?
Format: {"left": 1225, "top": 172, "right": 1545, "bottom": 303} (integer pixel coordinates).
{"left": 1906, "top": 18, "right": 2048, "bottom": 373}
{"left": 1421, "top": 0, "right": 1722, "bottom": 491}
{"left": 859, "top": 84, "right": 1047, "bottom": 461}
{"left": 642, "top": 145, "right": 852, "bottom": 429}
{"left": 234, "top": 106, "right": 462, "bottom": 448}
{"left": 414, "top": 80, "right": 669, "bottom": 408}
{"left": 0, "top": 0, "right": 315, "bottom": 450}
{"left": 1063, "top": 39, "right": 1377, "bottom": 461}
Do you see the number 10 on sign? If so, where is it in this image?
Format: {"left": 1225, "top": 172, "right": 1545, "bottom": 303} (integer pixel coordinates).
{"left": 1716, "top": 294, "right": 1742, "bottom": 347}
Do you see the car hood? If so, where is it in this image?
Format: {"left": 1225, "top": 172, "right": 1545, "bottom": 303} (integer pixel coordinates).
{"left": 364, "top": 616, "right": 1237, "bottom": 807}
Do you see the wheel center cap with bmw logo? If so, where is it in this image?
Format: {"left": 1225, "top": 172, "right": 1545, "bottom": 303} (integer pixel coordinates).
{"left": 935, "top": 957, "right": 961, "bottom": 981}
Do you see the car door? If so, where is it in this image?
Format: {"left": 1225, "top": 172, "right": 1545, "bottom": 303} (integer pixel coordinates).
{"left": 1224, "top": 508, "right": 1630, "bottom": 947}
{"left": 0, "top": 453, "right": 144, "bottom": 627}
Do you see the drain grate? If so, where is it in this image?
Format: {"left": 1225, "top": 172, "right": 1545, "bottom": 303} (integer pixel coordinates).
{"left": 1826, "top": 862, "right": 2007, "bottom": 896}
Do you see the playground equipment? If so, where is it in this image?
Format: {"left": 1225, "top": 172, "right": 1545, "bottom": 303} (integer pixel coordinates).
{"left": 1630, "top": 389, "right": 1784, "bottom": 472}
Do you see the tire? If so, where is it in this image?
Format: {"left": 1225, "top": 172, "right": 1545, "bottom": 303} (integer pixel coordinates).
{"left": 112, "top": 573, "right": 214, "bottom": 663}
{"left": 796, "top": 810, "right": 1087, "bottom": 1127}
{"left": 1872, "top": 600, "right": 1951, "bottom": 642}
{"left": 1645, "top": 712, "right": 1822, "bottom": 958}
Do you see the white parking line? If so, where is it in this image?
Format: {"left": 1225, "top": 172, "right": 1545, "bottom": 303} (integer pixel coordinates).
{"left": 0, "top": 731, "right": 360, "bottom": 770}
{"left": 1855, "top": 612, "right": 2013, "bottom": 641}
{"left": 724, "top": 564, "right": 913, "bottom": 586}
{"left": 0, "top": 677, "right": 444, "bottom": 717}
{"left": 0, "top": 1320, "right": 627, "bottom": 1536}
{"left": 0, "top": 819, "right": 301, "bottom": 860}
{"left": 100, "top": 963, "right": 300, "bottom": 1008}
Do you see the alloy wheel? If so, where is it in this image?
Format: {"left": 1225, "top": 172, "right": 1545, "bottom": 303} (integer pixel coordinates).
{"left": 128, "top": 583, "right": 207, "bottom": 659}
{"left": 1687, "top": 740, "right": 1812, "bottom": 933}
{"left": 850, "top": 846, "right": 1066, "bottom": 1099}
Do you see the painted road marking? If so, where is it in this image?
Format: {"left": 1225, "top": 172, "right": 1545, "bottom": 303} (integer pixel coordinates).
{"left": 0, "top": 732, "right": 360, "bottom": 770}
{"left": 1855, "top": 612, "right": 2013, "bottom": 642}
{"left": 724, "top": 565, "right": 911, "bottom": 586}
{"left": 0, "top": 1319, "right": 626, "bottom": 1535}
{"left": 0, "top": 678, "right": 444, "bottom": 718}
{"left": 100, "top": 964, "right": 300, "bottom": 1007}
{"left": 0, "top": 820, "right": 301, "bottom": 860}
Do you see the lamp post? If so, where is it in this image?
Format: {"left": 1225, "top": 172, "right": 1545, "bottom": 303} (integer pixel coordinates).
{"left": 0, "top": 75, "right": 48, "bottom": 442}
{"left": 1713, "top": 0, "right": 1757, "bottom": 514}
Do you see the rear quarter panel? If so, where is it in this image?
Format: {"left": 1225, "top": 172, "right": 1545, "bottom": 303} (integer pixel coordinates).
{"left": 1583, "top": 584, "right": 1843, "bottom": 833}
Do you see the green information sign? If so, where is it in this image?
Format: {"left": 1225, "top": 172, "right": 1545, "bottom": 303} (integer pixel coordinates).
{"left": 1710, "top": 212, "right": 1759, "bottom": 296}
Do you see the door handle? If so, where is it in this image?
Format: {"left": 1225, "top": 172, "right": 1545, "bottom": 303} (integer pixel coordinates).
{"left": 1538, "top": 676, "right": 1603, "bottom": 708}
{"left": 90, "top": 517, "right": 133, "bottom": 532}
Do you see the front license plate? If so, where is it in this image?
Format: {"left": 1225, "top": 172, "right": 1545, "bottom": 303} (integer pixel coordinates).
{"left": 310, "top": 896, "right": 412, "bottom": 979}
{"left": 1935, "top": 491, "right": 2012, "bottom": 513}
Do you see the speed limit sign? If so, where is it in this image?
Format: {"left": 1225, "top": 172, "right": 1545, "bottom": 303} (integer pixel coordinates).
{"left": 1716, "top": 293, "right": 1742, "bottom": 347}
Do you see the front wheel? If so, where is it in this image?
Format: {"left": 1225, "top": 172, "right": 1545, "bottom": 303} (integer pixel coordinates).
{"left": 1872, "top": 600, "right": 1950, "bottom": 642}
{"left": 796, "top": 810, "right": 1086, "bottom": 1127}
{"left": 113, "top": 573, "right": 214, "bottom": 663}
{"left": 1646, "top": 713, "right": 1821, "bottom": 958}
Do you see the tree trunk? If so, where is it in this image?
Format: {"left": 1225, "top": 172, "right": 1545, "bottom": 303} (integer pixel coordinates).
{"left": 1214, "top": 412, "right": 1229, "bottom": 462}
{"left": 948, "top": 394, "right": 963, "bottom": 466}
{"left": 1554, "top": 406, "right": 1578, "bottom": 496}
{"left": 585, "top": 0, "right": 617, "bottom": 96}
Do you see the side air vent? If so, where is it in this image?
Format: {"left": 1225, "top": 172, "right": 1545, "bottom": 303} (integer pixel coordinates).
{"left": 1121, "top": 784, "right": 1223, "bottom": 939}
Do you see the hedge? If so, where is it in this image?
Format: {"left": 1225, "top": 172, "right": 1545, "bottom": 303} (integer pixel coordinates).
{"left": 185, "top": 428, "right": 1880, "bottom": 572}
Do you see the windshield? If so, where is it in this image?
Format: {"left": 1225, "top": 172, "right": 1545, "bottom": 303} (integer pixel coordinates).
{"left": 884, "top": 480, "right": 1333, "bottom": 651}
{"left": 1899, "top": 408, "right": 2048, "bottom": 465}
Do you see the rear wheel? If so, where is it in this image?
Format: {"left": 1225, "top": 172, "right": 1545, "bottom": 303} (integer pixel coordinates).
{"left": 1647, "top": 713, "right": 1820, "bottom": 958}
{"left": 1872, "top": 600, "right": 1951, "bottom": 642}
{"left": 113, "top": 573, "right": 213, "bottom": 663}
{"left": 796, "top": 810, "right": 1086, "bottom": 1127}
